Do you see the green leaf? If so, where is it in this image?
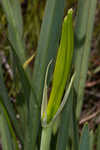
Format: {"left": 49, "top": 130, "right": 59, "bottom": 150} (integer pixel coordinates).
{"left": 93, "top": 66, "right": 100, "bottom": 74}
{"left": 71, "top": 89, "right": 79, "bottom": 150}
{"left": 0, "top": 60, "right": 23, "bottom": 143}
{"left": 79, "top": 123, "right": 89, "bottom": 150}
{"left": 74, "top": 0, "right": 97, "bottom": 119}
{"left": 11, "top": 50, "right": 37, "bottom": 140}
{"left": 56, "top": 88, "right": 74, "bottom": 150}
{"left": 0, "top": 99, "right": 19, "bottom": 150}
{"left": 1, "top": 0, "right": 23, "bottom": 35}
{"left": 97, "top": 125, "right": 100, "bottom": 150}
{"left": 1, "top": 0, "right": 25, "bottom": 63}
{"left": 89, "top": 131, "right": 94, "bottom": 150}
{"left": 0, "top": 114, "right": 13, "bottom": 150}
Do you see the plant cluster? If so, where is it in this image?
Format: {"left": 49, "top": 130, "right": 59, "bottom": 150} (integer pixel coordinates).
{"left": 0, "top": 0, "right": 99, "bottom": 150}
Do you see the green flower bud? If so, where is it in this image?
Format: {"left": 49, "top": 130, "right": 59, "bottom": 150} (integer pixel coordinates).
{"left": 41, "top": 9, "right": 74, "bottom": 126}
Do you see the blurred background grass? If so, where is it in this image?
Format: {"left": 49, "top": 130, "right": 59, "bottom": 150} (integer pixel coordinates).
{"left": 0, "top": 0, "right": 100, "bottom": 139}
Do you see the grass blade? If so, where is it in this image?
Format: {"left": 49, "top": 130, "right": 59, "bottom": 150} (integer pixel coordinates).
{"left": 56, "top": 88, "right": 73, "bottom": 150}
{"left": 0, "top": 60, "right": 23, "bottom": 143}
{"left": 1, "top": 0, "right": 26, "bottom": 63}
{"left": 74, "top": 0, "right": 97, "bottom": 119}
{"left": 97, "top": 125, "right": 100, "bottom": 150}
{"left": 0, "top": 114, "right": 13, "bottom": 150}
{"left": 12, "top": 50, "right": 37, "bottom": 141}
{"left": 71, "top": 89, "right": 79, "bottom": 150}
{"left": 79, "top": 123, "right": 89, "bottom": 150}
{"left": 89, "top": 131, "right": 94, "bottom": 150}
{"left": 0, "top": 99, "right": 19, "bottom": 150}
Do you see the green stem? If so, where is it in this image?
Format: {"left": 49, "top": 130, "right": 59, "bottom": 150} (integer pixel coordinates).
{"left": 40, "top": 126, "right": 52, "bottom": 150}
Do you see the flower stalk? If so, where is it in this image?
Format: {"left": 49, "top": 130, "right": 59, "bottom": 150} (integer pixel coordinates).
{"left": 40, "top": 126, "right": 52, "bottom": 150}
{"left": 40, "top": 8, "right": 74, "bottom": 150}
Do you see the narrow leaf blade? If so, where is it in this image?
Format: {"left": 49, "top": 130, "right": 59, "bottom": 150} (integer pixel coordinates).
{"left": 79, "top": 123, "right": 90, "bottom": 150}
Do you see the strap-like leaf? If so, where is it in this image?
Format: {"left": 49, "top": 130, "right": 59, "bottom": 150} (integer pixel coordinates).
{"left": 1, "top": 0, "right": 25, "bottom": 63}
{"left": 0, "top": 114, "right": 13, "bottom": 150}
{"left": 0, "top": 60, "right": 23, "bottom": 143}
{"left": 0, "top": 99, "right": 19, "bottom": 150}
{"left": 79, "top": 123, "right": 90, "bottom": 150}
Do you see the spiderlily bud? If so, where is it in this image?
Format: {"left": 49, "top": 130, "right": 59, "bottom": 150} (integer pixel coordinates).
{"left": 41, "top": 9, "right": 74, "bottom": 126}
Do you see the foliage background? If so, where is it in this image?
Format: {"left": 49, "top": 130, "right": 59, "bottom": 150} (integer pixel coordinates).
{"left": 0, "top": 0, "right": 100, "bottom": 149}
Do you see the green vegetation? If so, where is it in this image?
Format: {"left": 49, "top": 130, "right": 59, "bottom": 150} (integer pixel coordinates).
{"left": 0, "top": 0, "right": 99, "bottom": 150}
